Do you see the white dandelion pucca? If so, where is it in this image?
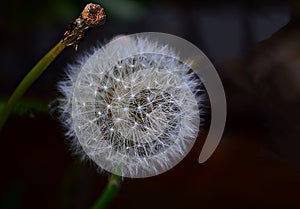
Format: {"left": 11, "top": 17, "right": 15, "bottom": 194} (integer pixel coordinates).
{"left": 58, "top": 33, "right": 226, "bottom": 178}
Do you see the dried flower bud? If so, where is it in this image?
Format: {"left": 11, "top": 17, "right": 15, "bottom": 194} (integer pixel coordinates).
{"left": 81, "top": 3, "right": 106, "bottom": 27}
{"left": 63, "top": 3, "right": 106, "bottom": 50}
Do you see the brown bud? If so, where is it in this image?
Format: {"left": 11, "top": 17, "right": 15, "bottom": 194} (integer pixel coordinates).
{"left": 81, "top": 3, "right": 106, "bottom": 27}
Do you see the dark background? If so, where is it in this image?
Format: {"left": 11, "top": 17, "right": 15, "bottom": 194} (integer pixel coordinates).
{"left": 1, "top": 0, "right": 300, "bottom": 209}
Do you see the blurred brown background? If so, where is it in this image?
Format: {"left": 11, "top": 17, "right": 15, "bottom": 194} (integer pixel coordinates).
{"left": 1, "top": 0, "right": 300, "bottom": 209}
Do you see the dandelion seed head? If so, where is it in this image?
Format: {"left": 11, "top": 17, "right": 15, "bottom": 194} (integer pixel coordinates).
{"left": 57, "top": 35, "right": 203, "bottom": 178}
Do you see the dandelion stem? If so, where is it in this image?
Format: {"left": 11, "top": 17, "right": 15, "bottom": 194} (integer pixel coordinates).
{"left": 91, "top": 174, "right": 122, "bottom": 209}
{"left": 0, "top": 40, "right": 65, "bottom": 130}
{"left": 0, "top": 3, "right": 106, "bottom": 130}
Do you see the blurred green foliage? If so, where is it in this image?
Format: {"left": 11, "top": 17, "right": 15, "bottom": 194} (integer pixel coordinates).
{"left": 0, "top": 99, "right": 49, "bottom": 117}
{"left": 2, "top": 0, "right": 80, "bottom": 26}
{"left": 0, "top": 180, "right": 24, "bottom": 209}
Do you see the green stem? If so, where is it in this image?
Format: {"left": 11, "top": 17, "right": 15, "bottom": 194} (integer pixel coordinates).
{"left": 91, "top": 174, "right": 122, "bottom": 209}
{"left": 0, "top": 40, "right": 66, "bottom": 130}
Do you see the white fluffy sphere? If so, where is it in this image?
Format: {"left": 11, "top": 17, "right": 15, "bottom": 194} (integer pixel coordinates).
{"left": 58, "top": 34, "right": 203, "bottom": 178}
